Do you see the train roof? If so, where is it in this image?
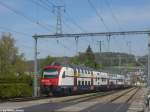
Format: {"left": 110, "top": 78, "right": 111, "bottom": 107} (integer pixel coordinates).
{"left": 51, "top": 62, "right": 94, "bottom": 71}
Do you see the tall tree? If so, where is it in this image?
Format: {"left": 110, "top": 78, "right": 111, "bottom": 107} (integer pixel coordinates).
{"left": 71, "top": 45, "right": 100, "bottom": 69}
{"left": 0, "top": 33, "right": 27, "bottom": 77}
{"left": 40, "top": 56, "right": 55, "bottom": 68}
{"left": 84, "top": 45, "right": 97, "bottom": 68}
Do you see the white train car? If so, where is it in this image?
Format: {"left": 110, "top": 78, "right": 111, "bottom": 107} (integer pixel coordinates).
{"left": 116, "top": 74, "right": 125, "bottom": 88}
{"left": 94, "top": 72, "right": 109, "bottom": 90}
{"left": 40, "top": 64, "right": 131, "bottom": 96}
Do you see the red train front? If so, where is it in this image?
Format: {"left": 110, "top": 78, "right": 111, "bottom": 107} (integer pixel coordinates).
{"left": 40, "top": 65, "right": 61, "bottom": 95}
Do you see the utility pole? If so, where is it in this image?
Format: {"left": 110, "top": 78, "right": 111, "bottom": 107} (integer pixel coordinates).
{"left": 148, "top": 34, "right": 150, "bottom": 89}
{"left": 118, "top": 54, "right": 122, "bottom": 74}
{"left": 33, "top": 37, "right": 38, "bottom": 97}
{"left": 107, "top": 35, "right": 111, "bottom": 52}
{"left": 97, "top": 40, "right": 103, "bottom": 53}
{"left": 126, "top": 41, "right": 131, "bottom": 68}
{"left": 127, "top": 41, "right": 132, "bottom": 54}
{"left": 75, "top": 36, "right": 79, "bottom": 55}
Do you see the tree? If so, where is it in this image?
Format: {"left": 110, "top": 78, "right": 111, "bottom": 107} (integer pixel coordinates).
{"left": 0, "top": 33, "right": 27, "bottom": 77}
{"left": 40, "top": 56, "right": 55, "bottom": 68}
{"left": 71, "top": 45, "right": 100, "bottom": 69}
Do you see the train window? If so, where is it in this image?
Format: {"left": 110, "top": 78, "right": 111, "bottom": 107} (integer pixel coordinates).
{"left": 102, "top": 78, "right": 106, "bottom": 82}
{"left": 85, "top": 81, "right": 87, "bottom": 85}
{"left": 74, "top": 69, "right": 77, "bottom": 74}
{"left": 98, "top": 77, "right": 100, "bottom": 80}
{"left": 82, "top": 69, "right": 84, "bottom": 73}
{"left": 78, "top": 80, "right": 81, "bottom": 86}
{"left": 78, "top": 69, "right": 80, "bottom": 73}
{"left": 85, "top": 70, "right": 87, "bottom": 74}
{"left": 82, "top": 81, "right": 84, "bottom": 85}
{"left": 43, "top": 68, "right": 58, "bottom": 78}
{"left": 62, "top": 71, "right": 65, "bottom": 78}
{"left": 88, "top": 81, "right": 90, "bottom": 85}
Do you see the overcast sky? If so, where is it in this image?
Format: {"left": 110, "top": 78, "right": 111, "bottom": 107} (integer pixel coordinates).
{"left": 0, "top": 0, "right": 149, "bottom": 60}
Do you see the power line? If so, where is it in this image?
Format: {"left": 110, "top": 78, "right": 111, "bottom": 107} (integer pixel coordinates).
{"left": 41, "top": 1, "right": 71, "bottom": 33}
{"left": 31, "top": 0, "right": 95, "bottom": 52}
{"left": 0, "top": 26, "right": 32, "bottom": 37}
{"left": 46, "top": 0, "right": 86, "bottom": 33}
{"left": 87, "top": 0, "right": 112, "bottom": 51}
{"left": 46, "top": 0, "right": 55, "bottom": 6}
{"left": 64, "top": 12, "right": 86, "bottom": 33}
{"left": 31, "top": 0, "right": 51, "bottom": 12}
{"left": 0, "top": 1, "right": 52, "bottom": 32}
{"left": 104, "top": 0, "right": 123, "bottom": 31}
{"left": 87, "top": 0, "right": 110, "bottom": 32}
{"left": 104, "top": 0, "right": 127, "bottom": 41}
{"left": 31, "top": 0, "right": 86, "bottom": 33}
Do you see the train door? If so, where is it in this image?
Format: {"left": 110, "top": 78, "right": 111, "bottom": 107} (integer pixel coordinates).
{"left": 73, "top": 68, "right": 78, "bottom": 91}
{"left": 91, "top": 71, "right": 94, "bottom": 90}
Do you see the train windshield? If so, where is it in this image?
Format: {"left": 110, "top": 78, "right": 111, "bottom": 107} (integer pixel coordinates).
{"left": 42, "top": 68, "right": 59, "bottom": 78}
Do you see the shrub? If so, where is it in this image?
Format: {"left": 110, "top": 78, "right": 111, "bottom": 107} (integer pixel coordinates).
{"left": 0, "top": 83, "right": 32, "bottom": 98}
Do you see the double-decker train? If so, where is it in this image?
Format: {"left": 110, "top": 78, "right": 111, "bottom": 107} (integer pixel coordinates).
{"left": 40, "top": 63, "right": 131, "bottom": 96}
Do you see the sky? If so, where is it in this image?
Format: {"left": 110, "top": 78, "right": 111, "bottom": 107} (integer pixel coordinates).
{"left": 0, "top": 0, "right": 149, "bottom": 60}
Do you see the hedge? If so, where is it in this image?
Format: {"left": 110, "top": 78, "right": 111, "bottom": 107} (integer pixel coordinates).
{"left": 0, "top": 75, "right": 32, "bottom": 84}
{"left": 0, "top": 83, "right": 32, "bottom": 98}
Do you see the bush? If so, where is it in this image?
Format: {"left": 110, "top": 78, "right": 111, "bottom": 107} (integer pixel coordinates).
{"left": 0, "top": 83, "right": 32, "bottom": 98}
{"left": 0, "top": 75, "right": 32, "bottom": 84}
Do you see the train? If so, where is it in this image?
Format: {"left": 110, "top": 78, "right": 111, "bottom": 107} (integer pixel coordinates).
{"left": 40, "top": 63, "right": 131, "bottom": 96}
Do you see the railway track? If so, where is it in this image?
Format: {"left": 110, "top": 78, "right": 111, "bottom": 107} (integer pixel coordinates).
{"left": 54, "top": 88, "right": 138, "bottom": 112}
{"left": 0, "top": 88, "right": 139, "bottom": 112}
{"left": 1, "top": 87, "right": 136, "bottom": 104}
{"left": 2, "top": 90, "right": 116, "bottom": 103}
{"left": 62, "top": 88, "right": 136, "bottom": 103}
{"left": 0, "top": 91, "right": 109, "bottom": 102}
{"left": 61, "top": 90, "right": 116, "bottom": 103}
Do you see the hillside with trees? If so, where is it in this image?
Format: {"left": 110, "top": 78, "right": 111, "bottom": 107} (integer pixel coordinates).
{"left": 27, "top": 45, "right": 144, "bottom": 73}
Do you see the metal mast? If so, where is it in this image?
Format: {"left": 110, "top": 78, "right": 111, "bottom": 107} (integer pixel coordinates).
{"left": 148, "top": 34, "right": 150, "bottom": 89}
{"left": 97, "top": 40, "right": 103, "bottom": 53}
{"left": 33, "top": 37, "right": 38, "bottom": 97}
{"left": 53, "top": 5, "right": 65, "bottom": 34}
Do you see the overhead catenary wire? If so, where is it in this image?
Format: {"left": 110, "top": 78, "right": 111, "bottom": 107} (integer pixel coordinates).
{"left": 104, "top": 0, "right": 123, "bottom": 31}
{"left": 0, "top": 26, "right": 32, "bottom": 37}
{"left": 42, "top": 0, "right": 87, "bottom": 33}
{"left": 87, "top": 0, "right": 112, "bottom": 51}
{"left": 34, "top": 0, "right": 93, "bottom": 49}
{"left": 87, "top": 0, "right": 110, "bottom": 32}
{"left": 104, "top": 0, "right": 126, "bottom": 39}
{"left": 30, "top": 0, "right": 82, "bottom": 54}
{"left": 31, "top": 0, "right": 86, "bottom": 34}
